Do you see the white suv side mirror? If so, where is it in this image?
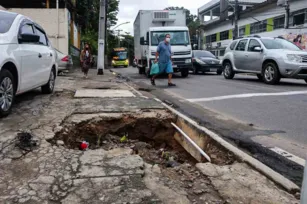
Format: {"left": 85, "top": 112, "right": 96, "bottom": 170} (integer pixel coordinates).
{"left": 254, "top": 47, "right": 262, "bottom": 52}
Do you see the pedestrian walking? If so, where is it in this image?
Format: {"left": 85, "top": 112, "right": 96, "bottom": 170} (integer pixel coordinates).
{"left": 151, "top": 34, "right": 176, "bottom": 87}
{"left": 80, "top": 43, "right": 92, "bottom": 78}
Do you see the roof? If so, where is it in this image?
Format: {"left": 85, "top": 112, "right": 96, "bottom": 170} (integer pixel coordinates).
{"left": 149, "top": 26, "right": 189, "bottom": 31}
{"left": 200, "top": 0, "right": 278, "bottom": 29}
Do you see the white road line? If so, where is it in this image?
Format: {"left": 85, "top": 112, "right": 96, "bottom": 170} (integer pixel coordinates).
{"left": 270, "top": 147, "right": 306, "bottom": 166}
{"left": 187, "top": 90, "right": 307, "bottom": 102}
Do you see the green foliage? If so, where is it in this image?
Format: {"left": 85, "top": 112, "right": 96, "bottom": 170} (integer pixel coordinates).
{"left": 77, "top": 0, "right": 120, "bottom": 54}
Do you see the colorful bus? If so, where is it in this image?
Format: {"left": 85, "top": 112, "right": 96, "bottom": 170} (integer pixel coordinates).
{"left": 111, "top": 47, "right": 129, "bottom": 68}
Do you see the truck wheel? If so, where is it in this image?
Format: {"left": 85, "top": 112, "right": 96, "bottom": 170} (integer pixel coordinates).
{"left": 181, "top": 70, "right": 189, "bottom": 78}
{"left": 262, "top": 62, "right": 280, "bottom": 85}
{"left": 0, "top": 69, "right": 15, "bottom": 117}
{"left": 138, "top": 67, "right": 145, "bottom": 74}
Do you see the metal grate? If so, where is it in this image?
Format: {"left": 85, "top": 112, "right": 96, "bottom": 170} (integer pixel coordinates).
{"left": 154, "top": 12, "right": 169, "bottom": 19}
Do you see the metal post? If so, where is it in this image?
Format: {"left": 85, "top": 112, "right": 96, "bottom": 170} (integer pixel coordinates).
{"left": 233, "top": 0, "right": 239, "bottom": 39}
{"left": 97, "top": 0, "right": 106, "bottom": 75}
{"left": 301, "top": 157, "right": 307, "bottom": 204}
{"left": 117, "top": 30, "right": 121, "bottom": 47}
{"left": 285, "top": 0, "right": 290, "bottom": 29}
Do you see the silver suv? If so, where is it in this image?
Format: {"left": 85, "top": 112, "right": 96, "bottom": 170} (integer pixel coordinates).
{"left": 222, "top": 36, "right": 307, "bottom": 84}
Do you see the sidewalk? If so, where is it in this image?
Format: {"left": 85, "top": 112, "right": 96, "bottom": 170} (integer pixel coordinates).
{"left": 0, "top": 69, "right": 299, "bottom": 204}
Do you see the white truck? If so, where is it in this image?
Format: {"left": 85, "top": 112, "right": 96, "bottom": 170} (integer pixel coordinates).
{"left": 134, "top": 10, "right": 192, "bottom": 78}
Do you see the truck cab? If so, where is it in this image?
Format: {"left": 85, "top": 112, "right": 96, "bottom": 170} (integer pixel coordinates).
{"left": 134, "top": 10, "right": 192, "bottom": 78}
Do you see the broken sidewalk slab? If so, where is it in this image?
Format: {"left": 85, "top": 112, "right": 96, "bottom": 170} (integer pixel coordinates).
{"left": 74, "top": 89, "right": 135, "bottom": 98}
{"left": 196, "top": 163, "right": 298, "bottom": 204}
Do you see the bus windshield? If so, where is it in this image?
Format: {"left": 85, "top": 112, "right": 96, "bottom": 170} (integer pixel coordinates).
{"left": 151, "top": 31, "right": 190, "bottom": 46}
{"left": 112, "top": 48, "right": 128, "bottom": 60}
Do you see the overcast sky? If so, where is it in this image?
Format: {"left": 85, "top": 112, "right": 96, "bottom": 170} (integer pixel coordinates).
{"left": 114, "top": 0, "right": 210, "bottom": 35}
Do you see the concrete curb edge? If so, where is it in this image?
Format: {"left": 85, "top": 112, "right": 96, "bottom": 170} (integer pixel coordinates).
{"left": 159, "top": 100, "right": 300, "bottom": 193}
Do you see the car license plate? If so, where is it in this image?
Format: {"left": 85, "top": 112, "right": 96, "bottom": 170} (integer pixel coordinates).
{"left": 173, "top": 65, "right": 177, "bottom": 68}
{"left": 210, "top": 68, "right": 217, "bottom": 72}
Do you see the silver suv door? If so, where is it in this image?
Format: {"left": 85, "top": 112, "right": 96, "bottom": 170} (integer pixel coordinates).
{"left": 246, "top": 39, "right": 263, "bottom": 72}
{"left": 233, "top": 39, "right": 248, "bottom": 70}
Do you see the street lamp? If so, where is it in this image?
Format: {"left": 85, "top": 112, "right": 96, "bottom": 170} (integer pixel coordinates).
{"left": 111, "top": 21, "right": 130, "bottom": 31}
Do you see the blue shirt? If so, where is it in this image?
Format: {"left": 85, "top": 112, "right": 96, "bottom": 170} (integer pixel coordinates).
{"left": 157, "top": 41, "right": 171, "bottom": 64}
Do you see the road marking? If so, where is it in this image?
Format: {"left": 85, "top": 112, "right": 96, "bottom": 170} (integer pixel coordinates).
{"left": 270, "top": 147, "right": 306, "bottom": 166}
{"left": 187, "top": 90, "right": 307, "bottom": 102}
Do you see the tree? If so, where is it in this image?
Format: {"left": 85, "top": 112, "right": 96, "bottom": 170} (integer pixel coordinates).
{"left": 77, "top": 0, "right": 120, "bottom": 54}
{"left": 120, "top": 33, "right": 134, "bottom": 64}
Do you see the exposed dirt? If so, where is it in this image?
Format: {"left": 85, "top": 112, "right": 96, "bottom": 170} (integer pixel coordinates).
{"left": 49, "top": 112, "right": 226, "bottom": 203}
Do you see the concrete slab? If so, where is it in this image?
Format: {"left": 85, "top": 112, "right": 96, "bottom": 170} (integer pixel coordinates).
{"left": 74, "top": 89, "right": 135, "bottom": 98}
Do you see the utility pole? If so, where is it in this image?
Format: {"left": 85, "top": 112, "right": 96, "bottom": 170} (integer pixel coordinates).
{"left": 285, "top": 0, "right": 290, "bottom": 29}
{"left": 97, "top": 0, "right": 106, "bottom": 75}
{"left": 233, "top": 0, "right": 239, "bottom": 39}
{"left": 115, "top": 29, "right": 122, "bottom": 47}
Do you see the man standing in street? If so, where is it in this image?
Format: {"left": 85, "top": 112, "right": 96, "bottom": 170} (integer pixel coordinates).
{"left": 151, "top": 34, "right": 176, "bottom": 87}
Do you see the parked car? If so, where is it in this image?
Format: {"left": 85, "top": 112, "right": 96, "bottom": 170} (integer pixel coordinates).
{"left": 222, "top": 36, "right": 307, "bottom": 84}
{"left": 54, "top": 48, "right": 73, "bottom": 72}
{"left": 0, "top": 10, "right": 57, "bottom": 117}
{"left": 191, "top": 50, "right": 223, "bottom": 75}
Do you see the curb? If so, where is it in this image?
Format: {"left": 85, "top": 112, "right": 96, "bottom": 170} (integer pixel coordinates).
{"left": 158, "top": 99, "right": 300, "bottom": 193}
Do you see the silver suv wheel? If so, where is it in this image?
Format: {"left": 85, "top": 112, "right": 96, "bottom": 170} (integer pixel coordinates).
{"left": 264, "top": 65, "right": 275, "bottom": 82}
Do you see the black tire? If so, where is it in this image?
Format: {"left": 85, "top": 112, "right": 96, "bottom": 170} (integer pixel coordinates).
{"left": 304, "top": 79, "right": 307, "bottom": 84}
{"left": 42, "top": 68, "right": 56, "bottom": 94}
{"left": 181, "top": 70, "right": 189, "bottom": 78}
{"left": 217, "top": 69, "right": 223, "bottom": 75}
{"left": 223, "top": 62, "right": 235, "bottom": 79}
{"left": 0, "top": 69, "right": 15, "bottom": 117}
{"left": 113, "top": 66, "right": 117, "bottom": 68}
{"left": 124, "top": 66, "right": 128, "bottom": 68}
{"left": 193, "top": 67, "right": 199, "bottom": 75}
{"left": 138, "top": 67, "right": 145, "bottom": 75}
{"left": 257, "top": 74, "right": 263, "bottom": 81}
{"left": 262, "top": 62, "right": 280, "bottom": 85}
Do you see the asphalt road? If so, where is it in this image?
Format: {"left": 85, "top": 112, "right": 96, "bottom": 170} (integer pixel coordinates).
{"left": 114, "top": 67, "right": 307, "bottom": 161}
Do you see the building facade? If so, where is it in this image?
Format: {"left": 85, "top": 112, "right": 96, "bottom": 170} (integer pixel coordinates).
{"left": 198, "top": 0, "right": 307, "bottom": 58}
{"left": 1, "top": 0, "right": 81, "bottom": 65}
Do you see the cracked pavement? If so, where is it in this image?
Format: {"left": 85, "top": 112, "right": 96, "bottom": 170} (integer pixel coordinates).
{"left": 0, "top": 69, "right": 300, "bottom": 204}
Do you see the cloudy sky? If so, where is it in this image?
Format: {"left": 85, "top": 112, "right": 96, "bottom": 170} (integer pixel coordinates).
{"left": 114, "top": 0, "right": 210, "bottom": 35}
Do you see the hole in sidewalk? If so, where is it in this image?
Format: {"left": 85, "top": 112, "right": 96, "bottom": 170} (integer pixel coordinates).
{"left": 48, "top": 110, "right": 227, "bottom": 202}
{"left": 138, "top": 87, "right": 152, "bottom": 92}
{"left": 50, "top": 110, "right": 194, "bottom": 166}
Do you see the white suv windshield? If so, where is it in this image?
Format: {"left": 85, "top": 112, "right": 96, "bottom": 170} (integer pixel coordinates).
{"left": 0, "top": 11, "right": 17, "bottom": 34}
{"left": 151, "top": 31, "right": 190, "bottom": 46}
{"left": 260, "top": 38, "right": 301, "bottom": 51}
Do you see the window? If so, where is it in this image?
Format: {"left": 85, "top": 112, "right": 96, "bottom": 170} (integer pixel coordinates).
{"left": 274, "top": 16, "right": 285, "bottom": 29}
{"left": 205, "top": 35, "right": 211, "bottom": 43}
{"left": 235, "top": 39, "right": 248, "bottom": 51}
{"left": 220, "top": 30, "right": 229, "bottom": 41}
{"left": 21, "top": 24, "right": 34, "bottom": 34}
{"left": 250, "top": 21, "right": 266, "bottom": 34}
{"left": 193, "top": 51, "right": 216, "bottom": 58}
{"left": 219, "top": 49, "right": 225, "bottom": 56}
{"left": 293, "top": 13, "right": 305, "bottom": 26}
{"left": 248, "top": 39, "right": 261, "bottom": 51}
{"left": 0, "top": 11, "right": 17, "bottom": 33}
{"left": 260, "top": 38, "right": 301, "bottom": 51}
{"left": 210, "top": 34, "right": 216, "bottom": 42}
{"left": 35, "top": 27, "right": 47, "bottom": 46}
{"left": 239, "top": 27, "right": 245, "bottom": 36}
{"left": 229, "top": 41, "right": 238, "bottom": 50}
{"left": 210, "top": 50, "right": 216, "bottom": 56}
{"left": 151, "top": 31, "right": 190, "bottom": 46}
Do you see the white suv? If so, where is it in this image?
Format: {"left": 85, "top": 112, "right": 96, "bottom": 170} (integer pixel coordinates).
{"left": 222, "top": 36, "right": 307, "bottom": 84}
{"left": 0, "top": 10, "right": 57, "bottom": 117}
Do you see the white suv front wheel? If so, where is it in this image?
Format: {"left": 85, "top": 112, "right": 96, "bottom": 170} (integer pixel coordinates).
{"left": 223, "top": 62, "right": 235, "bottom": 79}
{"left": 263, "top": 62, "right": 280, "bottom": 85}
